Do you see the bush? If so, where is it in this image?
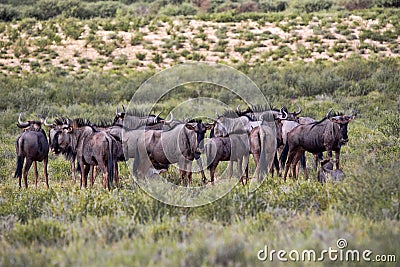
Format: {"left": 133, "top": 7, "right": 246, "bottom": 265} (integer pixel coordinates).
{"left": 160, "top": 3, "right": 198, "bottom": 16}
{"left": 338, "top": 0, "right": 374, "bottom": 10}
{"left": 0, "top": 4, "right": 20, "bottom": 21}
{"left": 236, "top": 1, "right": 258, "bottom": 13}
{"left": 293, "top": 0, "right": 334, "bottom": 13}
{"left": 258, "top": 0, "right": 288, "bottom": 12}
{"left": 375, "top": 0, "right": 400, "bottom": 7}
{"left": 24, "top": 0, "right": 62, "bottom": 20}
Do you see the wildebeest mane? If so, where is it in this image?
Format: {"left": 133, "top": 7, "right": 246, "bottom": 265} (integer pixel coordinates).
{"left": 54, "top": 117, "right": 70, "bottom": 126}
{"left": 72, "top": 118, "right": 94, "bottom": 129}
{"left": 92, "top": 119, "right": 115, "bottom": 128}
{"left": 250, "top": 104, "right": 271, "bottom": 113}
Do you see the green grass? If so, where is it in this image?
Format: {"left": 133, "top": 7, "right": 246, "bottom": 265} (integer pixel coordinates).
{"left": 0, "top": 6, "right": 399, "bottom": 266}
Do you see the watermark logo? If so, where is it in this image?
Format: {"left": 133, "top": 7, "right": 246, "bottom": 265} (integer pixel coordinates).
{"left": 257, "top": 238, "right": 396, "bottom": 263}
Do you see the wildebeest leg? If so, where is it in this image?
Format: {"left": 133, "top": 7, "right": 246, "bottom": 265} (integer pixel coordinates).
{"left": 70, "top": 160, "right": 76, "bottom": 183}
{"left": 283, "top": 150, "right": 296, "bottom": 181}
{"left": 237, "top": 157, "right": 243, "bottom": 185}
{"left": 335, "top": 150, "right": 340, "bottom": 170}
{"left": 313, "top": 153, "right": 319, "bottom": 170}
{"left": 209, "top": 162, "right": 218, "bottom": 183}
{"left": 227, "top": 161, "right": 233, "bottom": 180}
{"left": 185, "top": 161, "right": 193, "bottom": 185}
{"left": 242, "top": 154, "right": 249, "bottom": 185}
{"left": 83, "top": 164, "right": 90, "bottom": 188}
{"left": 292, "top": 151, "right": 306, "bottom": 179}
{"left": 253, "top": 153, "right": 260, "bottom": 180}
{"left": 114, "top": 162, "right": 119, "bottom": 188}
{"left": 43, "top": 157, "right": 49, "bottom": 189}
{"left": 33, "top": 161, "right": 38, "bottom": 189}
{"left": 78, "top": 160, "right": 85, "bottom": 188}
{"left": 196, "top": 158, "right": 207, "bottom": 183}
{"left": 89, "top": 166, "right": 94, "bottom": 187}
{"left": 23, "top": 158, "right": 33, "bottom": 189}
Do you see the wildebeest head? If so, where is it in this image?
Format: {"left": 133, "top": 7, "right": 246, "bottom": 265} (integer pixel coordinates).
{"left": 17, "top": 113, "right": 44, "bottom": 132}
{"left": 44, "top": 117, "right": 72, "bottom": 154}
{"left": 280, "top": 105, "right": 302, "bottom": 122}
{"left": 113, "top": 106, "right": 126, "bottom": 125}
{"left": 329, "top": 111, "right": 356, "bottom": 145}
{"left": 186, "top": 119, "right": 213, "bottom": 152}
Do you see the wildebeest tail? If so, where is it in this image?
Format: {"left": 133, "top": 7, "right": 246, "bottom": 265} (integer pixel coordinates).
{"left": 300, "top": 154, "right": 306, "bottom": 170}
{"left": 107, "top": 138, "right": 114, "bottom": 190}
{"left": 205, "top": 141, "right": 214, "bottom": 169}
{"left": 258, "top": 127, "right": 268, "bottom": 177}
{"left": 14, "top": 138, "right": 24, "bottom": 178}
{"left": 280, "top": 139, "right": 289, "bottom": 169}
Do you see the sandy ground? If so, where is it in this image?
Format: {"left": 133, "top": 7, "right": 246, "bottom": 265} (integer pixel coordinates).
{"left": 0, "top": 15, "right": 398, "bottom": 74}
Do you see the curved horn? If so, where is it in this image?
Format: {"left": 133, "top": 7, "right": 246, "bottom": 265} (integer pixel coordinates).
{"left": 326, "top": 108, "right": 333, "bottom": 118}
{"left": 44, "top": 118, "right": 53, "bottom": 127}
{"left": 237, "top": 105, "right": 241, "bottom": 113}
{"left": 164, "top": 112, "right": 173, "bottom": 124}
{"left": 294, "top": 105, "right": 302, "bottom": 116}
{"left": 116, "top": 107, "right": 119, "bottom": 116}
{"left": 215, "top": 109, "right": 219, "bottom": 118}
{"left": 18, "top": 113, "right": 29, "bottom": 127}
{"left": 280, "top": 108, "right": 288, "bottom": 120}
{"left": 40, "top": 118, "right": 44, "bottom": 124}
{"left": 122, "top": 105, "right": 126, "bottom": 112}
{"left": 154, "top": 112, "right": 162, "bottom": 124}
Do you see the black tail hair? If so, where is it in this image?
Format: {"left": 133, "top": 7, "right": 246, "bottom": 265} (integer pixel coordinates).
{"left": 300, "top": 154, "right": 306, "bottom": 171}
{"left": 14, "top": 155, "right": 24, "bottom": 178}
{"left": 280, "top": 139, "right": 289, "bottom": 169}
{"left": 14, "top": 138, "right": 24, "bottom": 178}
{"left": 107, "top": 138, "right": 114, "bottom": 190}
{"left": 273, "top": 153, "right": 280, "bottom": 173}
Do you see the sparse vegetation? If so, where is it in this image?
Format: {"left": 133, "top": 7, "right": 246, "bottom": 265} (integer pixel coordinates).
{"left": 0, "top": 2, "right": 399, "bottom": 266}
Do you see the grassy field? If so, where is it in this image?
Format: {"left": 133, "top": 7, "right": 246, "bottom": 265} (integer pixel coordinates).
{"left": 0, "top": 3, "right": 399, "bottom": 267}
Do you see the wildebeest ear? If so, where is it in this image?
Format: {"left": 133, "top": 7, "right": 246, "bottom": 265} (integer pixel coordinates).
{"left": 185, "top": 123, "right": 197, "bottom": 131}
{"left": 63, "top": 126, "right": 73, "bottom": 133}
{"left": 330, "top": 117, "right": 340, "bottom": 123}
{"left": 205, "top": 122, "right": 215, "bottom": 130}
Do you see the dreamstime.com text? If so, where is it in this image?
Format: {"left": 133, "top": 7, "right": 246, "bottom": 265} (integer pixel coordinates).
{"left": 257, "top": 239, "right": 396, "bottom": 263}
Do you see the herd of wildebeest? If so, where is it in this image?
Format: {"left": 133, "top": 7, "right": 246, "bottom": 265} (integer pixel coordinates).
{"left": 14, "top": 104, "right": 356, "bottom": 190}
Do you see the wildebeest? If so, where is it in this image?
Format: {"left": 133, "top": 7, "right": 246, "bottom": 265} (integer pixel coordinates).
{"left": 237, "top": 106, "right": 289, "bottom": 177}
{"left": 205, "top": 133, "right": 250, "bottom": 185}
{"left": 208, "top": 109, "right": 280, "bottom": 183}
{"left": 45, "top": 117, "right": 79, "bottom": 182}
{"left": 14, "top": 114, "right": 49, "bottom": 189}
{"left": 248, "top": 123, "right": 277, "bottom": 182}
{"left": 53, "top": 118, "right": 117, "bottom": 190}
{"left": 138, "top": 117, "right": 210, "bottom": 184}
{"left": 207, "top": 110, "right": 253, "bottom": 183}
{"left": 317, "top": 158, "right": 345, "bottom": 184}
{"left": 280, "top": 109, "right": 356, "bottom": 181}
{"left": 121, "top": 112, "right": 171, "bottom": 175}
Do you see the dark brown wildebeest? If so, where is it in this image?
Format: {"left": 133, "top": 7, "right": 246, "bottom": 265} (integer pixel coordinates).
{"left": 237, "top": 106, "right": 289, "bottom": 177}
{"left": 205, "top": 133, "right": 250, "bottom": 185}
{"left": 121, "top": 111, "right": 171, "bottom": 176}
{"left": 45, "top": 117, "right": 79, "bottom": 182}
{"left": 14, "top": 114, "right": 49, "bottom": 189}
{"left": 137, "top": 117, "right": 210, "bottom": 185}
{"left": 53, "top": 118, "right": 117, "bottom": 190}
{"left": 317, "top": 158, "right": 345, "bottom": 184}
{"left": 209, "top": 109, "right": 280, "bottom": 183}
{"left": 280, "top": 109, "right": 356, "bottom": 181}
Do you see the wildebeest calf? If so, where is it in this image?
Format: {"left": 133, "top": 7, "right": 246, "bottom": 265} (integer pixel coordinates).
{"left": 317, "top": 158, "right": 345, "bottom": 184}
